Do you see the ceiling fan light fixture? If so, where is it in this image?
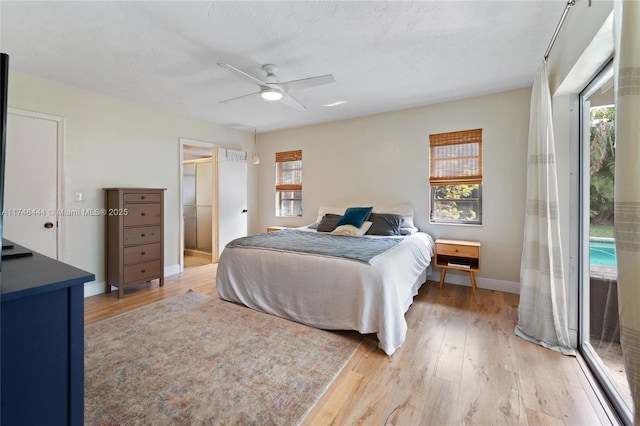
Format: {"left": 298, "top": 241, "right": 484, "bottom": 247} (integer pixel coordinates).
{"left": 261, "top": 88, "right": 284, "bottom": 101}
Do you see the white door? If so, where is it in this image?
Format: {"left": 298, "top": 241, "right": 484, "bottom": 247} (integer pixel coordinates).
{"left": 217, "top": 148, "right": 248, "bottom": 256}
{"left": 4, "top": 112, "right": 59, "bottom": 258}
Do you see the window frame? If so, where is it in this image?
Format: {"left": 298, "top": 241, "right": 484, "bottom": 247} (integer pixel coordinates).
{"left": 430, "top": 183, "right": 483, "bottom": 225}
{"left": 576, "top": 61, "right": 632, "bottom": 425}
{"left": 429, "top": 128, "right": 483, "bottom": 226}
{"left": 275, "top": 149, "right": 302, "bottom": 217}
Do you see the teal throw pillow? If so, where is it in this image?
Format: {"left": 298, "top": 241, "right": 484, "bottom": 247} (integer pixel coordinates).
{"left": 335, "top": 207, "right": 373, "bottom": 228}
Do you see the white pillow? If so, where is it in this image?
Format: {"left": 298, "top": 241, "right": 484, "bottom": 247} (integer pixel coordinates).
{"left": 331, "top": 221, "right": 372, "bottom": 236}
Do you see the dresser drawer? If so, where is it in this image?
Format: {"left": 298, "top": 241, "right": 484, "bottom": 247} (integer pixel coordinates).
{"left": 123, "top": 243, "right": 161, "bottom": 265}
{"left": 436, "top": 243, "right": 479, "bottom": 259}
{"left": 123, "top": 203, "right": 161, "bottom": 226}
{"left": 123, "top": 192, "right": 162, "bottom": 203}
{"left": 123, "top": 260, "right": 161, "bottom": 284}
{"left": 123, "top": 226, "right": 161, "bottom": 246}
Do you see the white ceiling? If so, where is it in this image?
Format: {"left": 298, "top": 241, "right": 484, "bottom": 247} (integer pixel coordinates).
{"left": 0, "top": 1, "right": 565, "bottom": 133}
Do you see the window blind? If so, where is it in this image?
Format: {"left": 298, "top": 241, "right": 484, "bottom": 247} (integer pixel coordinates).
{"left": 429, "top": 128, "right": 482, "bottom": 185}
{"left": 276, "top": 149, "right": 302, "bottom": 192}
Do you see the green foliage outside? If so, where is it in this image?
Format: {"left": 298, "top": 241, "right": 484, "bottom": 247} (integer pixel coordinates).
{"left": 589, "top": 106, "right": 615, "bottom": 228}
{"left": 590, "top": 224, "right": 614, "bottom": 238}
{"left": 432, "top": 184, "right": 480, "bottom": 222}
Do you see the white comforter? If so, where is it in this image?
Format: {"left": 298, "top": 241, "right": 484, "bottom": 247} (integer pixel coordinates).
{"left": 216, "top": 231, "right": 434, "bottom": 355}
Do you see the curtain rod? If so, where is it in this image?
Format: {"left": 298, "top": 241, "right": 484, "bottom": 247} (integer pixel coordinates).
{"left": 544, "top": 0, "right": 577, "bottom": 61}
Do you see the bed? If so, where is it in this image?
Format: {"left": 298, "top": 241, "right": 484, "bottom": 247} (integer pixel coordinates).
{"left": 216, "top": 205, "right": 435, "bottom": 355}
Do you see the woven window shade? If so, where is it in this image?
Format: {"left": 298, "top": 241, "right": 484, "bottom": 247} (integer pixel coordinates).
{"left": 275, "top": 150, "right": 302, "bottom": 163}
{"left": 276, "top": 150, "right": 302, "bottom": 192}
{"left": 429, "top": 128, "right": 482, "bottom": 185}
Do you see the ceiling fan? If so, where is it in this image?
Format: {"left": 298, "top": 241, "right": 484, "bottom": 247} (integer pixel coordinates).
{"left": 218, "top": 63, "right": 335, "bottom": 111}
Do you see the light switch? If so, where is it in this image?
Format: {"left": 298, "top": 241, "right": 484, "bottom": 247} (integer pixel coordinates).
{"left": 74, "top": 191, "right": 83, "bottom": 202}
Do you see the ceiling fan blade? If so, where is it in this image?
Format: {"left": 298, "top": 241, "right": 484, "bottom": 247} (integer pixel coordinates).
{"left": 219, "top": 91, "right": 261, "bottom": 104}
{"left": 218, "top": 63, "right": 267, "bottom": 87}
{"left": 279, "top": 74, "right": 335, "bottom": 92}
{"left": 279, "top": 92, "right": 307, "bottom": 111}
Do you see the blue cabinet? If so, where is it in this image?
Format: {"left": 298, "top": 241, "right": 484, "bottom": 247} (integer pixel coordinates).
{"left": 1, "top": 241, "right": 94, "bottom": 426}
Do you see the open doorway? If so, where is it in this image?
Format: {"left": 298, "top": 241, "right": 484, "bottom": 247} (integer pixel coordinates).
{"left": 179, "top": 138, "right": 249, "bottom": 272}
{"left": 183, "top": 157, "right": 214, "bottom": 268}
{"left": 180, "top": 139, "right": 217, "bottom": 271}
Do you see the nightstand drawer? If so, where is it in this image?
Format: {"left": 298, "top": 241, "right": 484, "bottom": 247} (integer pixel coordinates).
{"left": 436, "top": 243, "right": 479, "bottom": 259}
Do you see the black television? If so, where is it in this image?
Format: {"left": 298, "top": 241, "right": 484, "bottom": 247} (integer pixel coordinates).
{"left": 0, "top": 53, "right": 8, "bottom": 276}
{"left": 0, "top": 52, "right": 6, "bottom": 422}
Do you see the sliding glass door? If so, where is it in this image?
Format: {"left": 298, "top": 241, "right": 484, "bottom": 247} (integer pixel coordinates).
{"left": 579, "top": 62, "right": 632, "bottom": 424}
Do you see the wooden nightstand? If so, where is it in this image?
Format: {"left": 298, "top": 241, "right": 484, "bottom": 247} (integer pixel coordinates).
{"left": 267, "top": 226, "right": 290, "bottom": 232}
{"left": 435, "top": 238, "right": 481, "bottom": 295}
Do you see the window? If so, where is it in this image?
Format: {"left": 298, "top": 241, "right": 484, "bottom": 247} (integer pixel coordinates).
{"left": 429, "top": 128, "right": 482, "bottom": 225}
{"left": 275, "top": 149, "right": 302, "bottom": 217}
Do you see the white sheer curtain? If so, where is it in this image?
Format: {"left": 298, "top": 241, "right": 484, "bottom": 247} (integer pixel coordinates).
{"left": 613, "top": 0, "right": 640, "bottom": 421}
{"left": 515, "top": 60, "right": 574, "bottom": 356}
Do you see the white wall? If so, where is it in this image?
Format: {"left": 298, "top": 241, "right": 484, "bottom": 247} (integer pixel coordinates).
{"left": 7, "top": 72, "right": 257, "bottom": 296}
{"left": 547, "top": 0, "right": 614, "bottom": 96}
{"left": 257, "top": 88, "right": 532, "bottom": 291}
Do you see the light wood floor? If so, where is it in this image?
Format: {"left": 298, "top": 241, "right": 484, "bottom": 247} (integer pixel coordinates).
{"left": 85, "top": 264, "right": 618, "bottom": 425}
{"left": 184, "top": 254, "right": 212, "bottom": 268}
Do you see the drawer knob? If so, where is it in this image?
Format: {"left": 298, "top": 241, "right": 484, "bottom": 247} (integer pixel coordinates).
{"left": 141, "top": 212, "right": 146, "bottom": 216}
{"left": 141, "top": 196, "right": 146, "bottom": 200}
{"left": 455, "top": 249, "right": 459, "bottom": 252}
{"left": 141, "top": 233, "right": 146, "bottom": 237}
{"left": 141, "top": 251, "right": 146, "bottom": 255}
{"left": 141, "top": 269, "right": 146, "bottom": 273}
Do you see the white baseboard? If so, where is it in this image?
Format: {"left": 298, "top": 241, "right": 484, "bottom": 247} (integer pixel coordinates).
{"left": 83, "top": 264, "right": 181, "bottom": 298}
{"left": 84, "top": 281, "right": 106, "bottom": 298}
{"left": 429, "top": 269, "right": 520, "bottom": 294}
{"left": 165, "top": 263, "right": 181, "bottom": 277}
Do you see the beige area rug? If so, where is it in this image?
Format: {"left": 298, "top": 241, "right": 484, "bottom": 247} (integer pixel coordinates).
{"left": 85, "top": 291, "right": 361, "bottom": 425}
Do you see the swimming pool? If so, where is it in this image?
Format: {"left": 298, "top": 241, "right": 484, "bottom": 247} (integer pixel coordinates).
{"left": 590, "top": 239, "right": 617, "bottom": 267}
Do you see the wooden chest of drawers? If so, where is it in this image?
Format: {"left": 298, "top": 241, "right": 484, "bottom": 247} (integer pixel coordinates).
{"left": 105, "top": 188, "right": 166, "bottom": 298}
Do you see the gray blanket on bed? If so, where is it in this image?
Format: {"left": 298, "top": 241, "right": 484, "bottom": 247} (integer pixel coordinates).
{"left": 225, "top": 229, "right": 402, "bottom": 264}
